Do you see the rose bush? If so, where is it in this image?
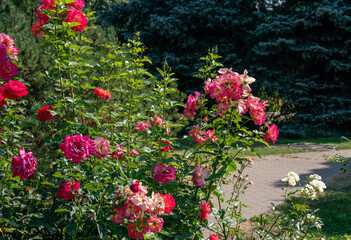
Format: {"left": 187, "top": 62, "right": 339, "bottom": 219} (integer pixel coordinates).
{"left": 0, "top": 0, "right": 327, "bottom": 239}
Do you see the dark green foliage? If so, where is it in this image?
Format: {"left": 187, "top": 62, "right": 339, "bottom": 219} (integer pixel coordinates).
{"left": 250, "top": 0, "right": 351, "bottom": 136}
{"left": 100, "top": 0, "right": 351, "bottom": 137}
{"left": 99, "top": 0, "right": 259, "bottom": 93}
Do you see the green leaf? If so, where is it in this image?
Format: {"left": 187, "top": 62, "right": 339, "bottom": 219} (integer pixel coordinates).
{"left": 53, "top": 172, "right": 64, "bottom": 178}
{"left": 55, "top": 208, "right": 70, "bottom": 213}
{"left": 185, "top": 151, "right": 216, "bottom": 159}
{"left": 207, "top": 162, "right": 228, "bottom": 181}
{"left": 11, "top": 175, "right": 20, "bottom": 182}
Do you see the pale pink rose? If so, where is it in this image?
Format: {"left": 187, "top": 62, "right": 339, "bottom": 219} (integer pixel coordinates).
{"left": 7, "top": 45, "right": 18, "bottom": 60}
{"left": 226, "top": 72, "right": 241, "bottom": 84}
{"left": 124, "top": 200, "right": 139, "bottom": 217}
{"left": 192, "top": 166, "right": 209, "bottom": 187}
{"left": 236, "top": 99, "right": 248, "bottom": 116}
{"left": 131, "top": 194, "right": 154, "bottom": 213}
{"left": 0, "top": 33, "right": 14, "bottom": 46}
{"left": 264, "top": 124, "right": 279, "bottom": 144}
{"left": 152, "top": 192, "right": 165, "bottom": 215}
{"left": 152, "top": 163, "right": 176, "bottom": 184}
{"left": 136, "top": 120, "right": 150, "bottom": 132}
{"left": 146, "top": 215, "right": 164, "bottom": 233}
{"left": 183, "top": 108, "right": 196, "bottom": 119}
{"left": 12, "top": 147, "right": 37, "bottom": 180}
{"left": 95, "top": 137, "right": 111, "bottom": 159}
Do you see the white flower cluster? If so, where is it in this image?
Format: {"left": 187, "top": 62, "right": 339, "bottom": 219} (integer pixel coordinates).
{"left": 303, "top": 174, "right": 326, "bottom": 198}
{"left": 282, "top": 171, "right": 300, "bottom": 186}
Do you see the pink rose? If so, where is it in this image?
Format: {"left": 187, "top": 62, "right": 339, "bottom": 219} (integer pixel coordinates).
{"left": 12, "top": 147, "right": 37, "bottom": 181}
{"left": 192, "top": 166, "right": 209, "bottom": 187}
{"left": 95, "top": 137, "right": 111, "bottom": 159}
{"left": 3, "top": 81, "right": 28, "bottom": 100}
{"left": 111, "top": 205, "right": 126, "bottom": 224}
{"left": 152, "top": 163, "right": 176, "bottom": 184}
{"left": 0, "top": 60, "right": 18, "bottom": 81}
{"left": 59, "top": 134, "right": 90, "bottom": 163}
{"left": 264, "top": 124, "right": 279, "bottom": 144}
{"left": 0, "top": 34, "right": 17, "bottom": 59}
{"left": 136, "top": 120, "right": 150, "bottom": 132}
{"left": 57, "top": 181, "right": 80, "bottom": 201}
{"left": 66, "top": 0, "right": 85, "bottom": 11}
{"left": 65, "top": 9, "right": 87, "bottom": 32}
{"left": 151, "top": 115, "right": 163, "bottom": 126}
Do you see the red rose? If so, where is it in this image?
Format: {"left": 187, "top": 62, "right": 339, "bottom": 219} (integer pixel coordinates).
{"left": 209, "top": 234, "right": 221, "bottom": 240}
{"left": 0, "top": 59, "right": 18, "bottom": 81}
{"left": 157, "top": 140, "right": 171, "bottom": 152}
{"left": 3, "top": 81, "right": 28, "bottom": 100}
{"left": 93, "top": 88, "right": 111, "bottom": 101}
{"left": 198, "top": 200, "right": 211, "bottom": 220}
{"left": 37, "top": 105, "right": 54, "bottom": 122}
{"left": 65, "top": 9, "right": 87, "bottom": 32}
{"left": 57, "top": 181, "right": 80, "bottom": 201}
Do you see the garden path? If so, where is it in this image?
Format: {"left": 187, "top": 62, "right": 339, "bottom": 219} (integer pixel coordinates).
{"left": 205, "top": 148, "right": 351, "bottom": 238}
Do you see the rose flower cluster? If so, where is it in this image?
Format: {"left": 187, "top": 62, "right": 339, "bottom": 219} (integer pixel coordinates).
{"left": 31, "top": 0, "right": 87, "bottom": 38}
{"left": 111, "top": 181, "right": 176, "bottom": 239}
{"left": 0, "top": 34, "right": 28, "bottom": 108}
{"left": 184, "top": 68, "right": 279, "bottom": 144}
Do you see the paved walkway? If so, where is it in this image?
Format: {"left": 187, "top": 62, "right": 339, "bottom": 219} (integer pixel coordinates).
{"left": 239, "top": 148, "right": 351, "bottom": 219}
{"left": 204, "top": 148, "right": 351, "bottom": 238}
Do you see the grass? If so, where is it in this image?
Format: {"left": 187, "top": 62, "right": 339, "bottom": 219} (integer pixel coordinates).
{"left": 246, "top": 135, "right": 351, "bottom": 156}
